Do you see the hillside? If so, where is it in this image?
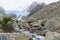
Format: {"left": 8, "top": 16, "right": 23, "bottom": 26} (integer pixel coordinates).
{"left": 25, "top": 1, "right": 60, "bottom": 20}
{"left": 27, "top": 2, "right": 46, "bottom": 17}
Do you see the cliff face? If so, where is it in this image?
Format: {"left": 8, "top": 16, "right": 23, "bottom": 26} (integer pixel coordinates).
{"left": 25, "top": 1, "right": 60, "bottom": 20}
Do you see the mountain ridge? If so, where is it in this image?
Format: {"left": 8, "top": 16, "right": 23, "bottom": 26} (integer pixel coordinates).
{"left": 24, "top": 1, "right": 60, "bottom": 20}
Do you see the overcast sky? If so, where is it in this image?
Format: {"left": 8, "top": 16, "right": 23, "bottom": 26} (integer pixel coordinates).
{"left": 0, "top": 0, "right": 59, "bottom": 11}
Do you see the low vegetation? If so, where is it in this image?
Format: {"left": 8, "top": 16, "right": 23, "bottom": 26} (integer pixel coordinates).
{"left": 0, "top": 17, "right": 14, "bottom": 32}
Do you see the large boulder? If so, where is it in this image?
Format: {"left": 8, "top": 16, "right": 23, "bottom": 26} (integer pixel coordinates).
{"left": 0, "top": 33, "right": 31, "bottom": 40}
{"left": 45, "top": 17, "right": 60, "bottom": 32}
{"left": 14, "top": 34, "right": 31, "bottom": 40}
{"left": 18, "top": 21, "right": 30, "bottom": 30}
{"left": 29, "top": 27, "right": 37, "bottom": 33}
{"left": 29, "top": 19, "right": 48, "bottom": 35}
{"left": 45, "top": 31, "right": 60, "bottom": 40}
{"left": 31, "top": 19, "right": 48, "bottom": 28}
{"left": 12, "top": 22, "right": 20, "bottom": 32}
{"left": 31, "top": 22, "right": 41, "bottom": 28}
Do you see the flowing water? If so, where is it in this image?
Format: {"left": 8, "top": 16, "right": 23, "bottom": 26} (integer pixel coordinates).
{"left": 19, "top": 29, "right": 45, "bottom": 40}
{"left": 0, "top": 29, "right": 44, "bottom": 40}
{"left": 0, "top": 35, "right": 15, "bottom": 40}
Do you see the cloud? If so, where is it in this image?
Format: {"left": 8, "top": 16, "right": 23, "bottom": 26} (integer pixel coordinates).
{"left": 0, "top": 0, "right": 59, "bottom": 10}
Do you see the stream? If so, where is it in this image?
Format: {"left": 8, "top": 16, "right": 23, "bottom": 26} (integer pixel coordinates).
{"left": 19, "top": 29, "right": 45, "bottom": 40}
{"left": 0, "top": 29, "right": 44, "bottom": 40}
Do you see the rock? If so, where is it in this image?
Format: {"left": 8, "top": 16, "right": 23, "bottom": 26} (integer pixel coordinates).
{"left": 31, "top": 22, "right": 41, "bottom": 27}
{"left": 23, "top": 26, "right": 30, "bottom": 31}
{"left": 12, "top": 22, "right": 20, "bottom": 32}
{"left": 45, "top": 31, "right": 60, "bottom": 40}
{"left": 0, "top": 14, "right": 4, "bottom": 21}
{"left": 0, "top": 24, "right": 2, "bottom": 28}
{"left": 45, "top": 17, "right": 60, "bottom": 32}
{"left": 18, "top": 21, "right": 29, "bottom": 29}
{"left": 29, "top": 28, "right": 36, "bottom": 33}
{"left": 0, "top": 33, "right": 31, "bottom": 40}
{"left": 41, "top": 30, "right": 49, "bottom": 36}
{"left": 31, "top": 19, "right": 48, "bottom": 29}
{"left": 0, "top": 29, "right": 4, "bottom": 33}
{"left": 36, "top": 30, "right": 42, "bottom": 35}
{"left": 14, "top": 34, "right": 31, "bottom": 40}
{"left": 28, "top": 19, "right": 48, "bottom": 35}
{"left": 40, "top": 19, "right": 48, "bottom": 27}
{"left": 29, "top": 38, "right": 33, "bottom": 40}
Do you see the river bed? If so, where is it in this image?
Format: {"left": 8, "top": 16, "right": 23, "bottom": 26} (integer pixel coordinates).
{"left": 19, "top": 29, "right": 45, "bottom": 40}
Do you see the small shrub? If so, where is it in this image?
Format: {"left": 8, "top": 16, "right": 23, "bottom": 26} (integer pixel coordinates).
{"left": 0, "top": 17, "right": 14, "bottom": 32}
{"left": 15, "top": 20, "right": 19, "bottom": 23}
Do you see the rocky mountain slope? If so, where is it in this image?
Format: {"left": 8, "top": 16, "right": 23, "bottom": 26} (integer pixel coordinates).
{"left": 27, "top": 2, "right": 46, "bottom": 17}
{"left": 25, "top": 1, "right": 60, "bottom": 20}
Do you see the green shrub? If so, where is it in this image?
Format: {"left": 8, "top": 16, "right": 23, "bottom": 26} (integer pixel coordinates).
{"left": 0, "top": 17, "right": 14, "bottom": 32}
{"left": 27, "top": 17, "right": 36, "bottom": 26}
{"left": 15, "top": 20, "right": 19, "bottom": 23}
{"left": 27, "top": 20, "right": 33, "bottom": 27}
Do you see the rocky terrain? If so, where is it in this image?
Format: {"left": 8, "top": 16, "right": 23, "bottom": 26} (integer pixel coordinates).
{"left": 19, "top": 1, "right": 60, "bottom": 40}
{"left": 24, "top": 1, "right": 60, "bottom": 20}
{"left": 0, "top": 33, "right": 31, "bottom": 40}
{"left": 27, "top": 2, "right": 46, "bottom": 17}
{"left": 0, "top": 1, "right": 60, "bottom": 40}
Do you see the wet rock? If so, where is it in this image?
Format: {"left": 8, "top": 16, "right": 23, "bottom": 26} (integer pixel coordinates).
{"left": 33, "top": 35, "right": 45, "bottom": 40}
